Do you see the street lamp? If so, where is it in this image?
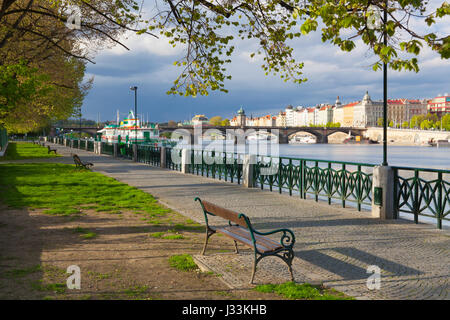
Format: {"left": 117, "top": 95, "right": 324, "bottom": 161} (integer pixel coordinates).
{"left": 368, "top": 2, "right": 388, "bottom": 166}
{"left": 382, "top": 0, "right": 388, "bottom": 166}
{"left": 130, "top": 86, "right": 138, "bottom": 145}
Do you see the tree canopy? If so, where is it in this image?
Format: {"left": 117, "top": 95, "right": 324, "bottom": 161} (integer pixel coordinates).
{"left": 139, "top": 0, "right": 450, "bottom": 97}
{"left": 1, "top": 1, "right": 448, "bottom": 132}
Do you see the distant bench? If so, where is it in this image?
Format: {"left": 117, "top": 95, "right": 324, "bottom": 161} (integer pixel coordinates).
{"left": 47, "top": 146, "right": 57, "bottom": 154}
{"left": 73, "top": 154, "right": 93, "bottom": 169}
{"left": 195, "top": 197, "right": 296, "bottom": 284}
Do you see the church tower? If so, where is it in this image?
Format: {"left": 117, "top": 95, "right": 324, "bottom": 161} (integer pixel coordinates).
{"left": 237, "top": 107, "right": 246, "bottom": 127}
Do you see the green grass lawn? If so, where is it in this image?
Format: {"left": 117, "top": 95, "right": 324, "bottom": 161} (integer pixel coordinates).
{"left": 0, "top": 163, "right": 170, "bottom": 216}
{"left": 0, "top": 142, "right": 60, "bottom": 161}
{"left": 254, "top": 282, "right": 355, "bottom": 300}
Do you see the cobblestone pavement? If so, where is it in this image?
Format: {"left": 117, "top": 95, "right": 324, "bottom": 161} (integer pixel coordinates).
{"left": 19, "top": 143, "right": 450, "bottom": 299}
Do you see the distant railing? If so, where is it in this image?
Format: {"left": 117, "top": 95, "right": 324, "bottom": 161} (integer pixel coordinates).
{"left": 393, "top": 166, "right": 450, "bottom": 229}
{"left": 101, "top": 142, "right": 113, "bottom": 156}
{"left": 189, "top": 149, "right": 244, "bottom": 184}
{"left": 137, "top": 145, "right": 160, "bottom": 165}
{"left": 118, "top": 143, "right": 133, "bottom": 160}
{"left": 166, "top": 148, "right": 182, "bottom": 171}
{"left": 87, "top": 140, "right": 94, "bottom": 152}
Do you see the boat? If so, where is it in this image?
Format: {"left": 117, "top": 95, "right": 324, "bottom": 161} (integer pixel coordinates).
{"left": 97, "top": 110, "right": 160, "bottom": 144}
{"left": 428, "top": 139, "right": 450, "bottom": 148}
{"left": 291, "top": 135, "right": 316, "bottom": 144}
{"left": 343, "top": 135, "right": 378, "bottom": 144}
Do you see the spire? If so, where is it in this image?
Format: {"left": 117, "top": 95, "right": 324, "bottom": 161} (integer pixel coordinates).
{"left": 335, "top": 95, "right": 342, "bottom": 107}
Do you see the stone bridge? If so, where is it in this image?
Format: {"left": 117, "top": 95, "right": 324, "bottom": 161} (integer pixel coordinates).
{"left": 160, "top": 126, "right": 366, "bottom": 144}
{"left": 51, "top": 126, "right": 104, "bottom": 136}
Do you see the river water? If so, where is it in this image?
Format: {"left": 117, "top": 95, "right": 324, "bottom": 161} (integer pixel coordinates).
{"left": 279, "top": 144, "right": 450, "bottom": 170}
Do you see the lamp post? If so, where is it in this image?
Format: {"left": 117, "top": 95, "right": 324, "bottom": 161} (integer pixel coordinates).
{"left": 368, "top": 2, "right": 388, "bottom": 166}
{"left": 382, "top": 0, "right": 388, "bottom": 166}
{"left": 130, "top": 86, "right": 138, "bottom": 145}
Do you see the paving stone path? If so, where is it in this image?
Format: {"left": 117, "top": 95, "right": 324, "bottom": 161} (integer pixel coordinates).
{"left": 18, "top": 143, "right": 450, "bottom": 299}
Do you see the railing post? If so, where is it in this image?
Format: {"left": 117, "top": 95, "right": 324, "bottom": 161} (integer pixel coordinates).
{"left": 160, "top": 147, "right": 167, "bottom": 168}
{"left": 299, "top": 160, "right": 304, "bottom": 199}
{"left": 437, "top": 172, "right": 443, "bottom": 230}
{"left": 70, "top": 139, "right": 73, "bottom": 149}
{"left": 413, "top": 170, "right": 419, "bottom": 224}
{"left": 243, "top": 154, "right": 256, "bottom": 188}
{"left": 85, "top": 140, "right": 89, "bottom": 151}
{"left": 133, "top": 144, "right": 138, "bottom": 162}
{"left": 371, "top": 165, "right": 394, "bottom": 219}
{"left": 181, "top": 148, "right": 191, "bottom": 174}
{"left": 393, "top": 168, "right": 399, "bottom": 219}
{"left": 113, "top": 143, "right": 118, "bottom": 158}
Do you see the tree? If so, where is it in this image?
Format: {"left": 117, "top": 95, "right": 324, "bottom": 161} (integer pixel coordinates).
{"left": 410, "top": 115, "right": 424, "bottom": 129}
{"left": 0, "top": 0, "right": 153, "bottom": 65}
{"left": 209, "top": 116, "right": 223, "bottom": 126}
{"left": 442, "top": 114, "right": 450, "bottom": 131}
{"left": 377, "top": 117, "right": 384, "bottom": 127}
{"left": 221, "top": 118, "right": 230, "bottom": 126}
{"left": 146, "top": 0, "right": 450, "bottom": 96}
{"left": 168, "top": 120, "right": 178, "bottom": 127}
{"left": 420, "top": 119, "right": 433, "bottom": 130}
{"left": 434, "top": 120, "right": 442, "bottom": 130}
{"left": 389, "top": 120, "right": 394, "bottom": 127}
{"left": 402, "top": 121, "right": 409, "bottom": 129}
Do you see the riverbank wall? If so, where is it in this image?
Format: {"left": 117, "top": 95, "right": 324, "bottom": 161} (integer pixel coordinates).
{"left": 363, "top": 127, "right": 450, "bottom": 145}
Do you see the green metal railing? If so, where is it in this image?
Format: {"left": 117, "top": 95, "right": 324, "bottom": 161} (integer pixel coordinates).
{"left": 87, "top": 140, "right": 94, "bottom": 151}
{"left": 393, "top": 166, "right": 450, "bottom": 229}
{"left": 253, "top": 156, "right": 374, "bottom": 211}
{"left": 119, "top": 143, "right": 133, "bottom": 160}
{"left": 79, "top": 140, "right": 86, "bottom": 149}
{"left": 137, "top": 145, "right": 160, "bottom": 165}
{"left": 101, "top": 142, "right": 113, "bottom": 156}
{"left": 166, "top": 148, "right": 182, "bottom": 171}
{"left": 72, "top": 139, "right": 79, "bottom": 148}
{"left": 190, "top": 149, "right": 243, "bottom": 184}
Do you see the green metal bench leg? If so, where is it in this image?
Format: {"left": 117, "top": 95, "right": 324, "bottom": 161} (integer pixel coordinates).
{"left": 287, "top": 258, "right": 294, "bottom": 282}
{"left": 201, "top": 228, "right": 215, "bottom": 255}
{"left": 284, "top": 249, "right": 295, "bottom": 282}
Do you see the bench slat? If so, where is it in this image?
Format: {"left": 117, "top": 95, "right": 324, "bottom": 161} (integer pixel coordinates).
{"left": 214, "top": 226, "right": 282, "bottom": 253}
{"left": 201, "top": 200, "right": 247, "bottom": 228}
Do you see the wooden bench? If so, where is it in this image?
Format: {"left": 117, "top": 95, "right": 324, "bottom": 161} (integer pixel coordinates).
{"left": 73, "top": 154, "right": 93, "bottom": 169}
{"left": 47, "top": 146, "right": 57, "bottom": 154}
{"left": 195, "top": 197, "right": 295, "bottom": 284}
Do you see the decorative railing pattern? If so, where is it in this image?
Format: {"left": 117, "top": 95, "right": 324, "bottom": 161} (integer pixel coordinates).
{"left": 101, "top": 142, "right": 113, "bottom": 156}
{"left": 119, "top": 144, "right": 133, "bottom": 160}
{"left": 87, "top": 140, "right": 94, "bottom": 152}
{"left": 137, "top": 145, "right": 160, "bottom": 166}
{"left": 254, "top": 157, "right": 374, "bottom": 211}
{"left": 394, "top": 167, "right": 450, "bottom": 229}
{"left": 166, "top": 148, "right": 182, "bottom": 171}
{"left": 189, "top": 149, "right": 243, "bottom": 184}
{"left": 79, "top": 140, "right": 86, "bottom": 149}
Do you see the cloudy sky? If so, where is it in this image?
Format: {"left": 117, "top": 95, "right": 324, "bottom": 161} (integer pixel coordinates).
{"left": 81, "top": 1, "right": 450, "bottom": 123}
